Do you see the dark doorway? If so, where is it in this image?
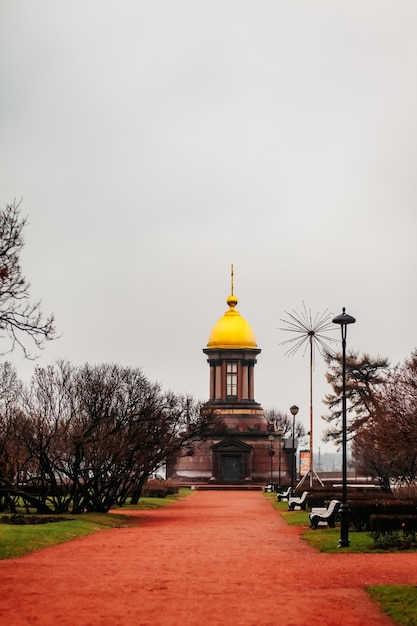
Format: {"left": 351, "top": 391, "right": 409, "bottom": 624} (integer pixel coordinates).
{"left": 221, "top": 455, "right": 241, "bottom": 482}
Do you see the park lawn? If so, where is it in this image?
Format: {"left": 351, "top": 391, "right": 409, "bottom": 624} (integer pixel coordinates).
{"left": 367, "top": 586, "right": 417, "bottom": 626}
{"left": 0, "top": 512, "right": 131, "bottom": 560}
{"left": 301, "top": 526, "right": 376, "bottom": 552}
{"left": 0, "top": 488, "right": 192, "bottom": 560}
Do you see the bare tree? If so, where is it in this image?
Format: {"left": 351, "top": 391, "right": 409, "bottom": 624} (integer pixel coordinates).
{"left": 0, "top": 201, "right": 57, "bottom": 357}
{"left": 19, "top": 362, "right": 74, "bottom": 513}
{"left": 263, "top": 408, "right": 305, "bottom": 439}
{"left": 0, "top": 362, "right": 54, "bottom": 513}
{"left": 10, "top": 361, "right": 220, "bottom": 513}
{"left": 0, "top": 357, "right": 221, "bottom": 514}
{"left": 0, "top": 362, "right": 23, "bottom": 512}
{"left": 66, "top": 364, "right": 219, "bottom": 511}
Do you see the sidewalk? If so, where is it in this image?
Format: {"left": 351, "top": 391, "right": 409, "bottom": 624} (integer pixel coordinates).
{"left": 1, "top": 491, "right": 416, "bottom": 625}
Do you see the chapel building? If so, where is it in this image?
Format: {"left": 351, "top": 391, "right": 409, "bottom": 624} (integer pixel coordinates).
{"left": 167, "top": 274, "right": 288, "bottom": 485}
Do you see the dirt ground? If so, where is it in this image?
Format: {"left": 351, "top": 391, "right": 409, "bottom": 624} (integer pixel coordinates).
{"left": 0, "top": 490, "right": 416, "bottom": 626}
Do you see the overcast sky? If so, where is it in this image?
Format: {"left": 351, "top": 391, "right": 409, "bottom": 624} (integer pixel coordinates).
{"left": 1, "top": 2, "right": 416, "bottom": 453}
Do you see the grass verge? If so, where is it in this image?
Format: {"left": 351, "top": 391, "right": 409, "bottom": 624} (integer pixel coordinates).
{"left": 367, "top": 586, "right": 417, "bottom": 626}
{"left": 0, "top": 512, "right": 130, "bottom": 560}
{"left": 0, "top": 487, "right": 192, "bottom": 560}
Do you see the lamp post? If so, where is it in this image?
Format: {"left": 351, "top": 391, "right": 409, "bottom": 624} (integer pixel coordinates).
{"left": 268, "top": 435, "right": 275, "bottom": 488}
{"left": 332, "top": 307, "right": 356, "bottom": 548}
{"left": 276, "top": 428, "right": 284, "bottom": 489}
{"left": 290, "top": 405, "right": 299, "bottom": 494}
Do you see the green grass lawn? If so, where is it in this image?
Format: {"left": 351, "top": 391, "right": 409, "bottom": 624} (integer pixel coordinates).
{"left": 0, "top": 512, "right": 131, "bottom": 560}
{"left": 0, "top": 488, "right": 192, "bottom": 560}
{"left": 367, "top": 586, "right": 417, "bottom": 626}
{"left": 265, "top": 492, "right": 417, "bottom": 625}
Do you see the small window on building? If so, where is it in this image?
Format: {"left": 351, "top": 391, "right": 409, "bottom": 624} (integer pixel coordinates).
{"left": 226, "top": 361, "right": 238, "bottom": 397}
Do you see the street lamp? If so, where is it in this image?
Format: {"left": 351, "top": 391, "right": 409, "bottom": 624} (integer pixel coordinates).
{"left": 333, "top": 307, "right": 356, "bottom": 548}
{"left": 290, "top": 405, "right": 299, "bottom": 494}
{"left": 268, "top": 435, "right": 275, "bottom": 488}
{"left": 276, "top": 428, "right": 284, "bottom": 489}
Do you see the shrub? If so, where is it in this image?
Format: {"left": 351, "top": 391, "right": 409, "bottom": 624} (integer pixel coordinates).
{"left": 350, "top": 501, "right": 417, "bottom": 531}
{"left": 305, "top": 489, "right": 388, "bottom": 510}
{"left": 370, "top": 531, "right": 405, "bottom": 550}
{"left": 369, "top": 514, "right": 417, "bottom": 534}
{"left": 141, "top": 479, "right": 179, "bottom": 498}
{"left": 369, "top": 530, "right": 414, "bottom": 550}
{"left": 369, "top": 514, "right": 417, "bottom": 550}
{"left": 165, "top": 481, "right": 180, "bottom": 496}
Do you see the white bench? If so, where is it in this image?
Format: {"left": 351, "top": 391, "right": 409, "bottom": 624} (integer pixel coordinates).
{"left": 277, "top": 486, "right": 292, "bottom": 501}
{"left": 288, "top": 490, "right": 309, "bottom": 511}
{"left": 309, "top": 500, "right": 341, "bottom": 529}
{"left": 310, "top": 507, "right": 328, "bottom": 527}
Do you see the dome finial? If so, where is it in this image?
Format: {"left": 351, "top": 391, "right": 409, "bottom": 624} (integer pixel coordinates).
{"left": 227, "top": 263, "right": 238, "bottom": 309}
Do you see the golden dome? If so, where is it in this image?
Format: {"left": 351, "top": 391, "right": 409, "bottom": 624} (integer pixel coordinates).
{"left": 207, "top": 294, "right": 257, "bottom": 349}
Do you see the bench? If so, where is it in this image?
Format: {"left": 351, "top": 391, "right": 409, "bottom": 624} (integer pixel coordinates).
{"left": 277, "top": 486, "right": 292, "bottom": 502}
{"left": 332, "top": 484, "right": 378, "bottom": 488}
{"left": 288, "top": 491, "right": 309, "bottom": 511}
{"left": 309, "top": 499, "right": 341, "bottom": 529}
{"left": 310, "top": 507, "right": 328, "bottom": 527}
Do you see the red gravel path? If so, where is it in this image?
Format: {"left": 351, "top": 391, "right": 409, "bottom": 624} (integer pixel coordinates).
{"left": 1, "top": 491, "right": 416, "bottom": 626}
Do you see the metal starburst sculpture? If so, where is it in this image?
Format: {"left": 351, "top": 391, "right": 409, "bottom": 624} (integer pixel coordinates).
{"left": 279, "top": 303, "right": 338, "bottom": 487}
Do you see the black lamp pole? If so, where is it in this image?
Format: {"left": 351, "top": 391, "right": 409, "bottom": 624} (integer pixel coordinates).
{"left": 290, "top": 405, "right": 299, "bottom": 494}
{"left": 268, "top": 435, "right": 274, "bottom": 487}
{"left": 332, "top": 307, "right": 356, "bottom": 548}
{"left": 276, "top": 428, "right": 283, "bottom": 489}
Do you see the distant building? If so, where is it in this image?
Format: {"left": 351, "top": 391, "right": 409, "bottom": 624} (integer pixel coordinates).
{"left": 167, "top": 276, "right": 289, "bottom": 485}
